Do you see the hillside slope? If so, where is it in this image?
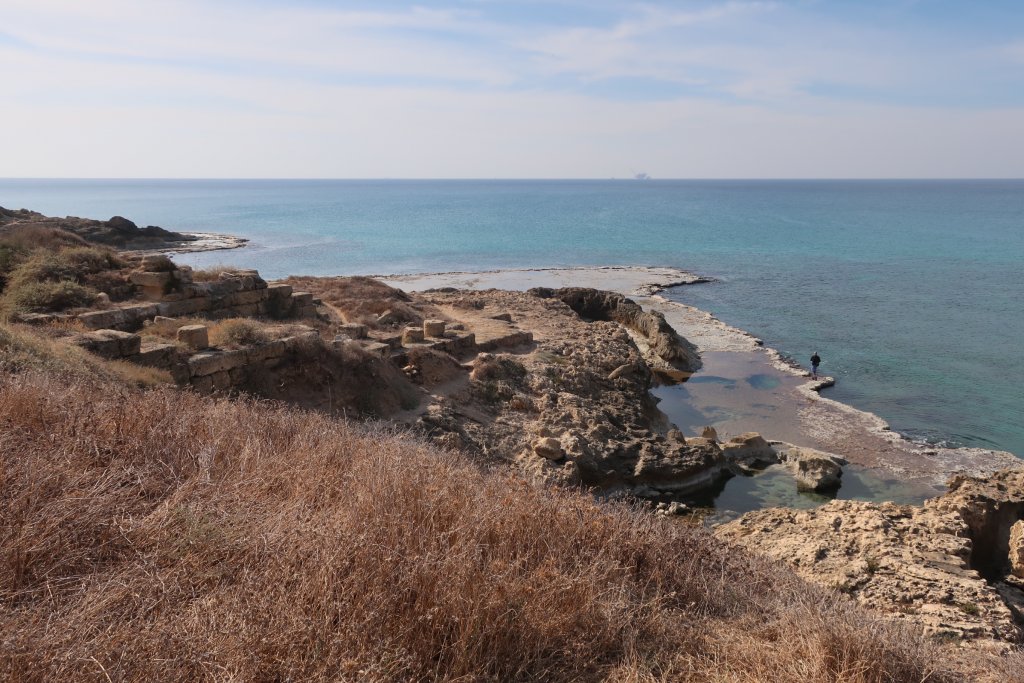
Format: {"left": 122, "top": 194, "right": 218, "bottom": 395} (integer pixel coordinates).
{"left": 1, "top": 361, "right": 998, "bottom": 682}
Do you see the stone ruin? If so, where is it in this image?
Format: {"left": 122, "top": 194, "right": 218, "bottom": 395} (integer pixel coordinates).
{"left": 54, "top": 258, "right": 535, "bottom": 396}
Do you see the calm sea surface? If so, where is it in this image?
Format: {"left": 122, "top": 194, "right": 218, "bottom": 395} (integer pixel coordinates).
{"left": 2, "top": 179, "right": 1021, "bottom": 457}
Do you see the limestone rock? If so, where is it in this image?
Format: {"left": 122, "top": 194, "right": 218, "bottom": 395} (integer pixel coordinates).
{"left": 402, "top": 326, "right": 425, "bottom": 345}
{"left": 777, "top": 445, "right": 846, "bottom": 492}
{"left": 337, "top": 323, "right": 367, "bottom": 340}
{"left": 528, "top": 287, "right": 701, "bottom": 372}
{"left": 717, "top": 468, "right": 1024, "bottom": 644}
{"left": 411, "top": 286, "right": 718, "bottom": 497}
{"left": 608, "top": 362, "right": 644, "bottom": 381}
{"left": 655, "top": 501, "right": 689, "bottom": 516}
{"left": 423, "top": 319, "right": 446, "bottom": 337}
{"left": 720, "top": 432, "right": 775, "bottom": 469}
{"left": 74, "top": 329, "right": 141, "bottom": 359}
{"left": 177, "top": 324, "right": 209, "bottom": 351}
{"left": 700, "top": 426, "right": 719, "bottom": 441}
{"left": 533, "top": 437, "right": 563, "bottom": 460}
{"left": 667, "top": 428, "right": 686, "bottom": 444}
{"left": 1010, "top": 520, "right": 1024, "bottom": 579}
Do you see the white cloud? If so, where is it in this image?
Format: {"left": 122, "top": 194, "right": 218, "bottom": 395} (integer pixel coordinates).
{"left": 1, "top": 1, "right": 1023, "bottom": 178}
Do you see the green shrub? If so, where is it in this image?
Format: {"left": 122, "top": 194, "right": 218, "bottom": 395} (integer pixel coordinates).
{"left": 7, "top": 247, "right": 121, "bottom": 288}
{"left": 4, "top": 280, "right": 96, "bottom": 312}
{"left": 0, "top": 246, "right": 122, "bottom": 313}
{"left": 0, "top": 245, "right": 22, "bottom": 289}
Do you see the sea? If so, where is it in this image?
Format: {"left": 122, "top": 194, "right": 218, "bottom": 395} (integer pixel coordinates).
{"left": 2, "top": 178, "right": 1021, "bottom": 459}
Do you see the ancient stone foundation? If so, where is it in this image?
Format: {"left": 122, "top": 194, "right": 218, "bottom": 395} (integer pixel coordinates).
{"left": 77, "top": 265, "right": 317, "bottom": 331}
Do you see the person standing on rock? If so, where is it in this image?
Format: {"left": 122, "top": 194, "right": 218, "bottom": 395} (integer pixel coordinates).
{"left": 810, "top": 352, "right": 821, "bottom": 380}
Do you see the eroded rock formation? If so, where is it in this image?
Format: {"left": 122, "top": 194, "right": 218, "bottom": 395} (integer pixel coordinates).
{"left": 528, "top": 287, "right": 701, "bottom": 374}
{"left": 716, "top": 469, "right": 1024, "bottom": 645}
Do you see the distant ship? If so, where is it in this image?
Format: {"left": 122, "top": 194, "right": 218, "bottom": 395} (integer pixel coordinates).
{"left": 634, "top": 172, "right": 651, "bottom": 180}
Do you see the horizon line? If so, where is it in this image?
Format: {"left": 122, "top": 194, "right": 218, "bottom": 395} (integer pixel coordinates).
{"left": 3, "top": 177, "right": 1024, "bottom": 182}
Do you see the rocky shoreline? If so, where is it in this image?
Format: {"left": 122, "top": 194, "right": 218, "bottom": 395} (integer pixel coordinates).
{"left": 381, "top": 266, "right": 1024, "bottom": 649}
{"left": 0, "top": 206, "right": 247, "bottom": 254}
{"left": 384, "top": 266, "right": 1020, "bottom": 487}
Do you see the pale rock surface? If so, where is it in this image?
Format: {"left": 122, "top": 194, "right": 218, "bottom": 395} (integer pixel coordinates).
{"left": 776, "top": 445, "right": 846, "bottom": 492}
{"left": 423, "top": 319, "right": 446, "bottom": 337}
{"left": 720, "top": 432, "right": 775, "bottom": 469}
{"left": 412, "top": 288, "right": 725, "bottom": 496}
{"left": 533, "top": 437, "right": 564, "bottom": 460}
{"left": 1010, "top": 520, "right": 1024, "bottom": 579}
{"left": 717, "top": 469, "right": 1024, "bottom": 644}
{"left": 177, "top": 324, "right": 209, "bottom": 351}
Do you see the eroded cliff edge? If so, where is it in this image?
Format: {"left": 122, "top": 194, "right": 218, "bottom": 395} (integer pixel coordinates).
{"left": 717, "top": 469, "right": 1024, "bottom": 647}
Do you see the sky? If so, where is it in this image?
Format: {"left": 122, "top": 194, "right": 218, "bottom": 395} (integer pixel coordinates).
{"left": 2, "top": 0, "right": 1024, "bottom": 178}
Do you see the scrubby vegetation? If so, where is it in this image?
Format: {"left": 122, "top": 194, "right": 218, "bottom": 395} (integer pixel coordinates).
{"left": 0, "top": 228, "right": 126, "bottom": 314}
{"left": 190, "top": 264, "right": 234, "bottom": 281}
{"left": 2, "top": 336, "right": 1002, "bottom": 682}
{"left": 209, "top": 317, "right": 271, "bottom": 347}
{"left": 0, "top": 322, "right": 169, "bottom": 386}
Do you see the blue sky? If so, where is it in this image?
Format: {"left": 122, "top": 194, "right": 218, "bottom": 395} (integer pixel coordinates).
{"left": 1, "top": 0, "right": 1023, "bottom": 177}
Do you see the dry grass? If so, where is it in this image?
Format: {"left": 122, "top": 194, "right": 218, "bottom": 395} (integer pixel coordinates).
{"left": 0, "top": 322, "right": 170, "bottom": 387}
{"left": 0, "top": 365, "right": 971, "bottom": 682}
{"left": 145, "top": 318, "right": 273, "bottom": 350}
{"left": 209, "top": 317, "right": 270, "bottom": 347}
{"left": 0, "top": 224, "right": 90, "bottom": 253}
{"left": 190, "top": 264, "right": 235, "bottom": 282}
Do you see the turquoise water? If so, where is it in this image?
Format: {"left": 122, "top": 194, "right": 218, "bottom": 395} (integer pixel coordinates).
{"left": 2, "top": 179, "right": 1021, "bottom": 456}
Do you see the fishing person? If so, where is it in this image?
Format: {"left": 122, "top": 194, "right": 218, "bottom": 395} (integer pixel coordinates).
{"left": 811, "top": 352, "right": 821, "bottom": 379}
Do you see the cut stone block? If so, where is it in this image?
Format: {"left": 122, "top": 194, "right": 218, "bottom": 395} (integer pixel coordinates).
{"left": 129, "top": 271, "right": 173, "bottom": 288}
{"left": 423, "top": 319, "right": 446, "bottom": 337}
{"left": 136, "top": 343, "right": 177, "bottom": 368}
{"left": 75, "top": 329, "right": 141, "bottom": 359}
{"left": 402, "top": 326, "right": 424, "bottom": 345}
{"left": 362, "top": 341, "right": 391, "bottom": 358}
{"left": 266, "top": 283, "right": 293, "bottom": 298}
{"left": 188, "top": 349, "right": 247, "bottom": 377}
{"left": 141, "top": 254, "right": 175, "bottom": 271}
{"left": 211, "top": 370, "right": 232, "bottom": 391}
{"left": 158, "top": 297, "right": 211, "bottom": 317}
{"left": 78, "top": 309, "right": 123, "bottom": 330}
{"left": 191, "top": 375, "right": 214, "bottom": 394}
{"left": 177, "top": 324, "right": 209, "bottom": 351}
{"left": 246, "top": 339, "right": 287, "bottom": 363}
{"left": 338, "top": 323, "right": 368, "bottom": 339}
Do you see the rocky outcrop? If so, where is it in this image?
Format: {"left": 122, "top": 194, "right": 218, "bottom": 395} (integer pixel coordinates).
{"left": 717, "top": 468, "right": 1024, "bottom": 644}
{"left": 719, "top": 432, "right": 775, "bottom": 469}
{"left": 716, "top": 433, "right": 846, "bottom": 493}
{"left": 411, "top": 287, "right": 721, "bottom": 496}
{"left": 528, "top": 287, "right": 701, "bottom": 373}
{"left": 0, "top": 206, "right": 198, "bottom": 249}
{"left": 776, "top": 445, "right": 846, "bottom": 492}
